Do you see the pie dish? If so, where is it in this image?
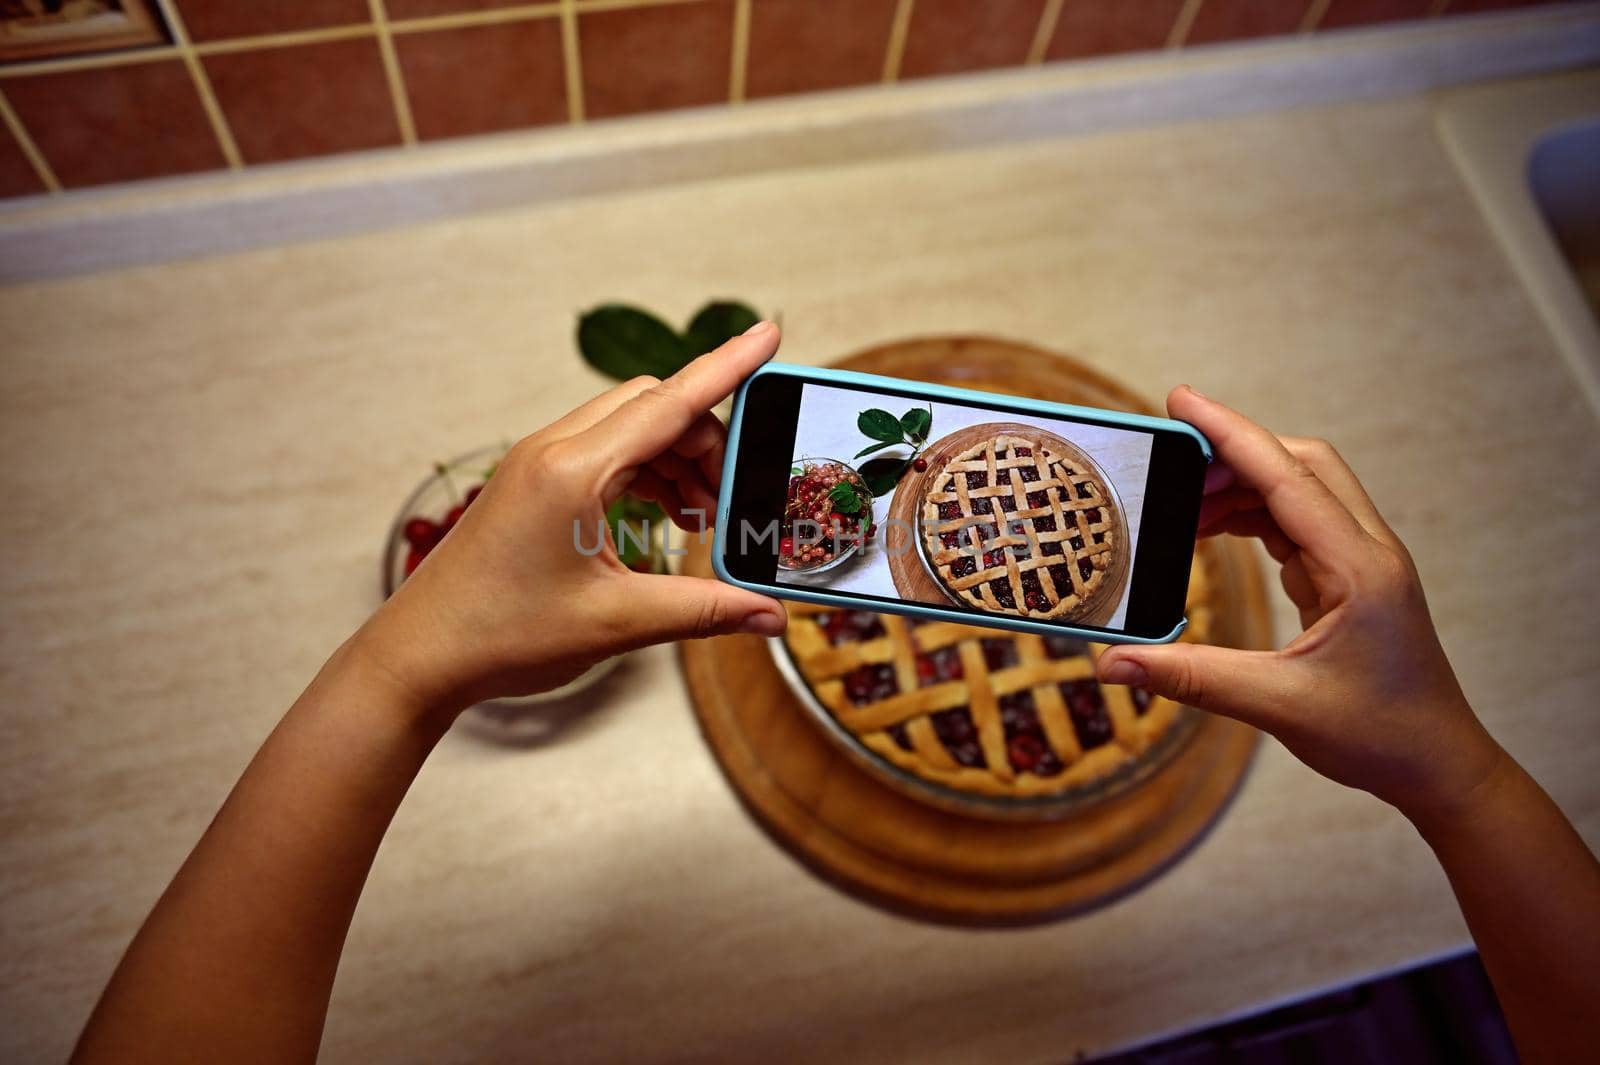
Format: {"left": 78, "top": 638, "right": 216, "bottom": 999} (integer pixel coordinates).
{"left": 776, "top": 548, "right": 1216, "bottom": 810}
{"left": 919, "top": 430, "right": 1124, "bottom": 622}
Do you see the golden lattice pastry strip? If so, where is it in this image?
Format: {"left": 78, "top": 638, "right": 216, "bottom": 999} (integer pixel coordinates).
{"left": 780, "top": 548, "right": 1217, "bottom": 799}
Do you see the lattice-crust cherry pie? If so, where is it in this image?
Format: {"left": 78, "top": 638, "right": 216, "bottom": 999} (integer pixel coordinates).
{"left": 780, "top": 549, "right": 1216, "bottom": 799}
{"left": 920, "top": 432, "right": 1122, "bottom": 622}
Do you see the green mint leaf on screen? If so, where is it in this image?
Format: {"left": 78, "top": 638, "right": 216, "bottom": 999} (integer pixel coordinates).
{"left": 791, "top": 465, "right": 804, "bottom": 476}
{"left": 900, "top": 407, "right": 931, "bottom": 443}
{"left": 858, "top": 408, "right": 904, "bottom": 443}
{"left": 577, "top": 304, "right": 691, "bottom": 380}
{"left": 853, "top": 441, "right": 896, "bottom": 459}
{"left": 683, "top": 301, "right": 762, "bottom": 357}
{"left": 860, "top": 458, "right": 910, "bottom": 498}
{"left": 827, "top": 481, "right": 865, "bottom": 515}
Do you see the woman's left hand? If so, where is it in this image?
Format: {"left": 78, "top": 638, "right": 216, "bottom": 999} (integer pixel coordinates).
{"left": 353, "top": 322, "right": 788, "bottom": 719}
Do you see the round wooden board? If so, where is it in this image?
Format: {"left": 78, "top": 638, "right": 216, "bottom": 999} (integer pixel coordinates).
{"left": 886, "top": 421, "right": 1129, "bottom": 629}
{"left": 679, "top": 337, "right": 1272, "bottom": 925}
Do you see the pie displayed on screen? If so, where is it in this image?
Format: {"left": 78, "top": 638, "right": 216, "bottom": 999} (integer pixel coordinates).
{"left": 919, "top": 432, "right": 1121, "bottom": 622}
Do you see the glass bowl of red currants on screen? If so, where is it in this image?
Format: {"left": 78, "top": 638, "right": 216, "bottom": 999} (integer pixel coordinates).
{"left": 778, "top": 458, "right": 875, "bottom": 574}
{"left": 383, "top": 446, "right": 666, "bottom": 732}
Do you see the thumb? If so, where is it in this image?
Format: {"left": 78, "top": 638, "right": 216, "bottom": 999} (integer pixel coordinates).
{"left": 1097, "top": 642, "right": 1295, "bottom": 730}
{"left": 614, "top": 574, "right": 787, "bottom": 648}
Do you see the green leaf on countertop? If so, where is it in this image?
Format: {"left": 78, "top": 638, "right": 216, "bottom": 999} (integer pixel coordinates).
{"left": 607, "top": 494, "right": 665, "bottom": 568}
{"left": 900, "top": 407, "right": 931, "bottom": 442}
{"left": 683, "top": 301, "right": 761, "bottom": 357}
{"left": 577, "top": 304, "right": 691, "bottom": 381}
{"left": 860, "top": 456, "right": 911, "bottom": 498}
{"left": 853, "top": 440, "right": 897, "bottom": 460}
{"left": 858, "top": 408, "right": 904, "bottom": 443}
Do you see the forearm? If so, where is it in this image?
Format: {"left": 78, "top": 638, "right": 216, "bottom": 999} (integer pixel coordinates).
{"left": 73, "top": 633, "right": 456, "bottom": 1065}
{"left": 1408, "top": 748, "right": 1600, "bottom": 1063}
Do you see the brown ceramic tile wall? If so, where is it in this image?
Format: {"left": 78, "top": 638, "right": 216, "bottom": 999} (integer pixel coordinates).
{"left": 0, "top": 0, "right": 1575, "bottom": 199}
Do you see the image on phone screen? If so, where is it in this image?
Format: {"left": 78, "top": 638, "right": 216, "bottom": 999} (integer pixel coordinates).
{"left": 779, "top": 383, "right": 1151, "bottom": 627}
{"left": 720, "top": 368, "right": 1207, "bottom": 641}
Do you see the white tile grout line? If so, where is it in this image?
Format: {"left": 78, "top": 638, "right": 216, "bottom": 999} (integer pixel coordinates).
{"left": 388, "top": 2, "right": 562, "bottom": 35}
{"left": 560, "top": 0, "right": 586, "bottom": 124}
{"left": 1168, "top": 0, "right": 1205, "bottom": 49}
{"left": 883, "top": 0, "right": 915, "bottom": 83}
{"left": 729, "top": 0, "right": 751, "bottom": 104}
{"left": 370, "top": 0, "right": 419, "bottom": 146}
{"left": 150, "top": 0, "right": 243, "bottom": 170}
{"left": 0, "top": 86, "right": 59, "bottom": 193}
{"left": 1027, "top": 0, "right": 1067, "bottom": 66}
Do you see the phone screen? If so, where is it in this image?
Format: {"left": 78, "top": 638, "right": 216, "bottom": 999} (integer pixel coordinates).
{"left": 720, "top": 369, "right": 1207, "bottom": 640}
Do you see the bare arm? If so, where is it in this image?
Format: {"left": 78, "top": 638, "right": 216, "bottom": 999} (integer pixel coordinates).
{"left": 1097, "top": 387, "right": 1600, "bottom": 1063}
{"left": 71, "top": 325, "right": 789, "bottom": 1064}
{"left": 1409, "top": 753, "right": 1600, "bottom": 1064}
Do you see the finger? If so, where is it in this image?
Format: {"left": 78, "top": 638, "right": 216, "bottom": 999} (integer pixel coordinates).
{"left": 645, "top": 450, "right": 718, "bottom": 514}
{"left": 673, "top": 411, "right": 728, "bottom": 488}
{"left": 545, "top": 374, "right": 660, "bottom": 441}
{"left": 1279, "top": 555, "right": 1320, "bottom": 616}
{"left": 1203, "top": 462, "right": 1236, "bottom": 495}
{"left": 1097, "top": 642, "right": 1303, "bottom": 730}
{"left": 1204, "top": 509, "right": 1297, "bottom": 564}
{"left": 1280, "top": 437, "right": 1404, "bottom": 553}
{"left": 1167, "top": 387, "right": 1371, "bottom": 561}
{"left": 590, "top": 321, "right": 780, "bottom": 475}
{"left": 1198, "top": 485, "right": 1263, "bottom": 531}
{"left": 610, "top": 574, "right": 787, "bottom": 647}
{"left": 624, "top": 468, "right": 691, "bottom": 526}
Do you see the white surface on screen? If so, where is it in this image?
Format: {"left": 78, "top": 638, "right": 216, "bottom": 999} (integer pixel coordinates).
{"left": 777, "top": 383, "right": 1154, "bottom": 630}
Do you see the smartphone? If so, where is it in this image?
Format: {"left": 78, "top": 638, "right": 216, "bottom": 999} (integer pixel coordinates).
{"left": 712, "top": 363, "right": 1211, "bottom": 644}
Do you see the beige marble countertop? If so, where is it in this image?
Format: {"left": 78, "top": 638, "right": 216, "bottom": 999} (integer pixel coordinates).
{"left": 3, "top": 78, "right": 1599, "bottom": 1063}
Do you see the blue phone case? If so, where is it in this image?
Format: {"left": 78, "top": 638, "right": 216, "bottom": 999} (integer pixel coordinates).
{"left": 711, "top": 362, "right": 1212, "bottom": 645}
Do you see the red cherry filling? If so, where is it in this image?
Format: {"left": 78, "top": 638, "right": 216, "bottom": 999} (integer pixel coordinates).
{"left": 819, "top": 610, "right": 885, "bottom": 646}
{"left": 843, "top": 663, "right": 897, "bottom": 706}
{"left": 888, "top": 723, "right": 914, "bottom": 751}
{"left": 930, "top": 707, "right": 985, "bottom": 767}
{"left": 999, "top": 691, "right": 1063, "bottom": 776}
{"left": 914, "top": 645, "right": 964, "bottom": 687}
{"left": 938, "top": 500, "right": 961, "bottom": 521}
{"left": 951, "top": 556, "right": 977, "bottom": 579}
{"left": 980, "top": 638, "right": 1018, "bottom": 671}
{"left": 1059, "top": 679, "right": 1114, "bottom": 749}
{"left": 1018, "top": 464, "right": 1040, "bottom": 483}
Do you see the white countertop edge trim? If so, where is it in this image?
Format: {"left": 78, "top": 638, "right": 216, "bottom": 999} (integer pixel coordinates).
{"left": 1434, "top": 69, "right": 1600, "bottom": 422}
{"left": 1, "top": 6, "right": 1598, "bottom": 283}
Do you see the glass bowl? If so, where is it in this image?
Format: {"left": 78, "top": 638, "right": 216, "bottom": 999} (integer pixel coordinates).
{"left": 777, "top": 457, "right": 874, "bottom": 576}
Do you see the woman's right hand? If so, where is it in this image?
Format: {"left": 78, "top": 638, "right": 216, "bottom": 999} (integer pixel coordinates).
{"left": 1096, "top": 386, "right": 1507, "bottom": 825}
